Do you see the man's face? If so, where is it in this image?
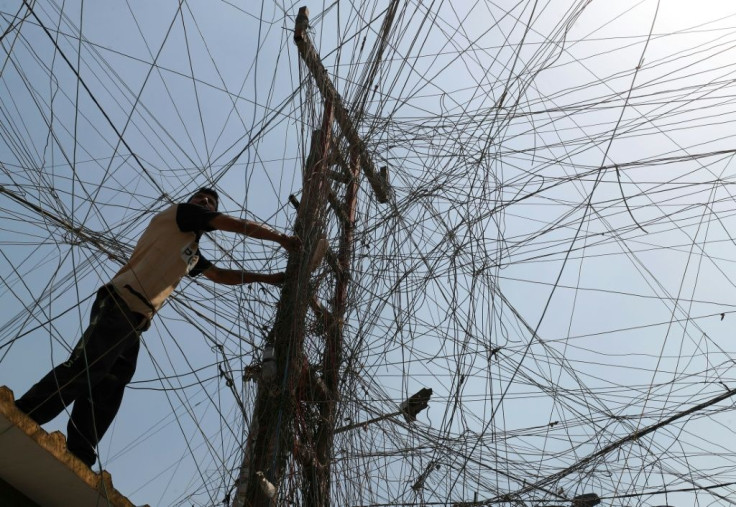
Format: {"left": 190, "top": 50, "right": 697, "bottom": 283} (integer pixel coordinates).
{"left": 189, "top": 192, "right": 217, "bottom": 212}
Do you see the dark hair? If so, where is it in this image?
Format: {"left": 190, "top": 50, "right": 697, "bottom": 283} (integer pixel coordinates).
{"left": 191, "top": 187, "right": 219, "bottom": 210}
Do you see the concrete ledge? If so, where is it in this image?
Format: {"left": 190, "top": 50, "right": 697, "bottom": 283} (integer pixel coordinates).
{"left": 0, "top": 386, "right": 147, "bottom": 507}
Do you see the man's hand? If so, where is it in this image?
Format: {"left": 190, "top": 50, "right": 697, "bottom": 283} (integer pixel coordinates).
{"left": 279, "top": 234, "right": 301, "bottom": 253}
{"left": 261, "top": 272, "right": 287, "bottom": 285}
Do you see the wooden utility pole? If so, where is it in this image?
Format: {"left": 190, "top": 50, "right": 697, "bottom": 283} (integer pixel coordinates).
{"left": 293, "top": 7, "right": 391, "bottom": 204}
{"left": 231, "top": 105, "right": 333, "bottom": 507}
{"left": 231, "top": 7, "right": 391, "bottom": 506}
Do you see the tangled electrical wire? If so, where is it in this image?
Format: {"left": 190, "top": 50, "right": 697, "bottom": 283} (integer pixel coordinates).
{"left": 3, "top": 1, "right": 736, "bottom": 506}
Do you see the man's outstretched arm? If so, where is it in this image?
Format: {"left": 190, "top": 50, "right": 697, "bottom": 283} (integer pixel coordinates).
{"left": 202, "top": 266, "right": 285, "bottom": 285}
{"left": 208, "top": 214, "right": 300, "bottom": 252}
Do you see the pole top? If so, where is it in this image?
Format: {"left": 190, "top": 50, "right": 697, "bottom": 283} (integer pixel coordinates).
{"left": 294, "top": 6, "right": 310, "bottom": 42}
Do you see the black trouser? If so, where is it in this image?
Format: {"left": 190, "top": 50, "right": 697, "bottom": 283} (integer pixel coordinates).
{"left": 15, "top": 285, "right": 148, "bottom": 466}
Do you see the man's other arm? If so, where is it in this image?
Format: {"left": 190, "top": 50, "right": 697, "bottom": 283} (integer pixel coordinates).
{"left": 208, "top": 214, "right": 300, "bottom": 252}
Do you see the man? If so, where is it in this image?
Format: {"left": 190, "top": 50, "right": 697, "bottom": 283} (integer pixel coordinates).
{"left": 15, "top": 188, "right": 299, "bottom": 467}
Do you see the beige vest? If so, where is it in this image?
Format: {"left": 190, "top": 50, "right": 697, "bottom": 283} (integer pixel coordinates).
{"left": 110, "top": 205, "right": 203, "bottom": 319}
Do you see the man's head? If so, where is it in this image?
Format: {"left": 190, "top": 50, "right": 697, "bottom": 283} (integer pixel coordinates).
{"left": 188, "top": 187, "right": 219, "bottom": 212}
